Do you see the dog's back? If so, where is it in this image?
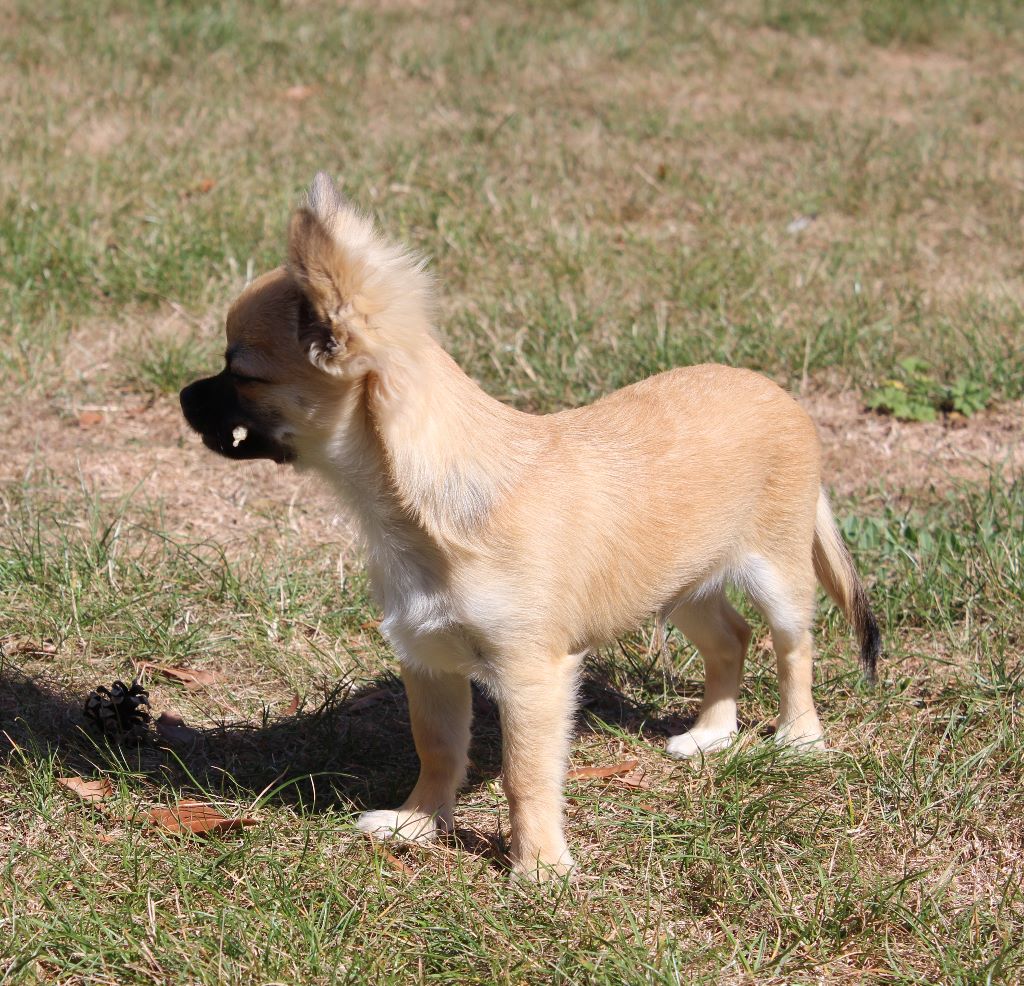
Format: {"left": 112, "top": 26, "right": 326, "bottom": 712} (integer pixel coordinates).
{"left": 462, "top": 363, "right": 822, "bottom": 652}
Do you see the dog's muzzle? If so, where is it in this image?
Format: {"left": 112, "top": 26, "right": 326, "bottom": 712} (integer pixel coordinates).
{"left": 179, "top": 373, "right": 295, "bottom": 464}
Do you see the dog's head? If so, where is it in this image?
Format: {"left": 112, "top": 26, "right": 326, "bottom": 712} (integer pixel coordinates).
{"left": 179, "top": 172, "right": 434, "bottom": 466}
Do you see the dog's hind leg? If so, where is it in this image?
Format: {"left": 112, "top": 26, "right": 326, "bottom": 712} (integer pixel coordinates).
{"left": 356, "top": 665, "right": 471, "bottom": 843}
{"left": 743, "top": 554, "right": 824, "bottom": 750}
{"left": 666, "top": 594, "right": 751, "bottom": 759}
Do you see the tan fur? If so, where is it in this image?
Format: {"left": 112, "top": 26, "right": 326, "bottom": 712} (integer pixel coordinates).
{"left": 188, "top": 173, "right": 880, "bottom": 880}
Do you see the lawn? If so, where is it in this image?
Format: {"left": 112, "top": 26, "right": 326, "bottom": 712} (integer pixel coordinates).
{"left": 1, "top": 0, "right": 1023, "bottom": 982}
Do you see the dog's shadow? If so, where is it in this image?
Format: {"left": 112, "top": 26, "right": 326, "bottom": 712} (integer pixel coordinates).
{"left": 1, "top": 657, "right": 695, "bottom": 826}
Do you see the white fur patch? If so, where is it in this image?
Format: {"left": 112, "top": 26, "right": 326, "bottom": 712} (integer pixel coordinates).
{"left": 738, "top": 554, "right": 800, "bottom": 635}
{"left": 356, "top": 809, "right": 443, "bottom": 843}
{"left": 666, "top": 727, "right": 736, "bottom": 759}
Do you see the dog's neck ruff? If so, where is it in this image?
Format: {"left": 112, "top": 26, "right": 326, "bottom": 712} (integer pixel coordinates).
{"left": 323, "top": 335, "right": 540, "bottom": 549}
{"left": 303, "top": 335, "right": 542, "bottom": 660}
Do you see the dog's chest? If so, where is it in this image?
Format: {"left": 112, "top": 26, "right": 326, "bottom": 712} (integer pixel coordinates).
{"left": 370, "top": 557, "right": 480, "bottom": 676}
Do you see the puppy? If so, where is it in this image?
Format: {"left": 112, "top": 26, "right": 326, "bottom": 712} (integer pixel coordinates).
{"left": 180, "top": 172, "right": 880, "bottom": 879}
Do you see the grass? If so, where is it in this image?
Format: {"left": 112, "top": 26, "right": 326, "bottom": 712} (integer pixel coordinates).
{"left": 2, "top": 0, "right": 1023, "bottom": 982}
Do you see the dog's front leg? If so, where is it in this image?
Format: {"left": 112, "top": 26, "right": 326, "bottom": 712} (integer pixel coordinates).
{"left": 495, "top": 655, "right": 579, "bottom": 880}
{"left": 357, "top": 665, "right": 471, "bottom": 843}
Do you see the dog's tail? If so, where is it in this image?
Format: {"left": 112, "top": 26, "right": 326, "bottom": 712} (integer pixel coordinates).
{"left": 812, "top": 488, "right": 881, "bottom": 684}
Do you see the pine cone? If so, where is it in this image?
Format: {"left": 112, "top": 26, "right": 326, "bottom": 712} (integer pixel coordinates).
{"left": 83, "top": 680, "right": 151, "bottom": 741}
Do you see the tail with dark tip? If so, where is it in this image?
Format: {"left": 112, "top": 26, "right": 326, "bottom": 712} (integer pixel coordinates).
{"left": 812, "top": 488, "right": 881, "bottom": 683}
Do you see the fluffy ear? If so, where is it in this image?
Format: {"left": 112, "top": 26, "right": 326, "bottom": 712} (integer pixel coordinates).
{"left": 286, "top": 172, "right": 370, "bottom": 372}
{"left": 289, "top": 175, "right": 354, "bottom": 310}
{"left": 288, "top": 171, "right": 437, "bottom": 377}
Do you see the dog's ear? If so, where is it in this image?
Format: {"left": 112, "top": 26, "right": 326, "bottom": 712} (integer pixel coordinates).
{"left": 288, "top": 173, "right": 375, "bottom": 374}
{"left": 294, "top": 289, "right": 345, "bottom": 373}
{"left": 288, "top": 173, "right": 349, "bottom": 317}
{"left": 288, "top": 171, "right": 436, "bottom": 380}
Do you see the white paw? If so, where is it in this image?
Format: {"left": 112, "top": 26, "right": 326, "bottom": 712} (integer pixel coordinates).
{"left": 665, "top": 728, "right": 735, "bottom": 759}
{"left": 511, "top": 848, "right": 576, "bottom": 882}
{"left": 773, "top": 729, "right": 826, "bottom": 752}
{"left": 355, "top": 809, "right": 444, "bottom": 843}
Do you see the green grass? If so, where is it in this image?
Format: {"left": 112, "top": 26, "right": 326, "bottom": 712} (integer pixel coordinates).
{"left": 2, "top": 0, "right": 1023, "bottom": 982}
{"left": 4, "top": 0, "right": 1024, "bottom": 402}
{"left": 759, "top": 0, "right": 1024, "bottom": 45}
{"left": 2, "top": 469, "right": 1022, "bottom": 981}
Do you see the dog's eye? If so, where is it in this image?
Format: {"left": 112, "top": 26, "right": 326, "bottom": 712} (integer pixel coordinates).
{"left": 229, "top": 370, "right": 269, "bottom": 385}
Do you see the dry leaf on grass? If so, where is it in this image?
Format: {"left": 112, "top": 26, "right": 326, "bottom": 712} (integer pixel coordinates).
{"left": 138, "top": 662, "right": 218, "bottom": 689}
{"left": 616, "top": 766, "right": 652, "bottom": 790}
{"left": 148, "top": 800, "right": 257, "bottom": 836}
{"left": 0, "top": 636, "right": 57, "bottom": 657}
{"left": 347, "top": 688, "right": 391, "bottom": 713}
{"left": 77, "top": 410, "right": 103, "bottom": 429}
{"left": 566, "top": 760, "right": 639, "bottom": 782}
{"left": 155, "top": 712, "right": 202, "bottom": 745}
{"left": 283, "top": 84, "right": 316, "bottom": 102}
{"left": 123, "top": 401, "right": 154, "bottom": 418}
{"left": 57, "top": 776, "right": 114, "bottom": 802}
{"left": 376, "top": 846, "right": 416, "bottom": 878}
{"left": 179, "top": 178, "right": 216, "bottom": 201}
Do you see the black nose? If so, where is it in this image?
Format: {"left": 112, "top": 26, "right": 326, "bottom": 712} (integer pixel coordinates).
{"left": 178, "top": 372, "right": 296, "bottom": 464}
{"left": 179, "top": 373, "right": 235, "bottom": 434}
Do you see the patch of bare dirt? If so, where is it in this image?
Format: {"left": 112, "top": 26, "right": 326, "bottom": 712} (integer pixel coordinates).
{"left": 0, "top": 394, "right": 353, "bottom": 559}
{"left": 66, "top": 114, "right": 131, "bottom": 157}
{"left": 804, "top": 388, "right": 1023, "bottom": 496}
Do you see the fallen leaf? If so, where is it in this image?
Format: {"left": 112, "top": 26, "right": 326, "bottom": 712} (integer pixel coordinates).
{"left": 77, "top": 411, "right": 103, "bottom": 429}
{"left": 148, "top": 800, "right": 257, "bottom": 836}
{"left": 347, "top": 688, "right": 391, "bottom": 713}
{"left": 138, "top": 662, "right": 218, "bottom": 690}
{"left": 57, "top": 776, "right": 114, "bottom": 802}
{"left": 178, "top": 178, "right": 216, "bottom": 202}
{"left": 155, "top": 712, "right": 201, "bottom": 745}
{"left": 379, "top": 847, "right": 416, "bottom": 877}
{"left": 616, "top": 766, "right": 652, "bottom": 790}
{"left": 567, "top": 760, "right": 639, "bottom": 782}
{"left": 0, "top": 636, "right": 57, "bottom": 657}
{"left": 283, "top": 84, "right": 315, "bottom": 102}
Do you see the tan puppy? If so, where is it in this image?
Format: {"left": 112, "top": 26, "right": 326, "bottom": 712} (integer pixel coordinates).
{"left": 180, "top": 173, "right": 880, "bottom": 879}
